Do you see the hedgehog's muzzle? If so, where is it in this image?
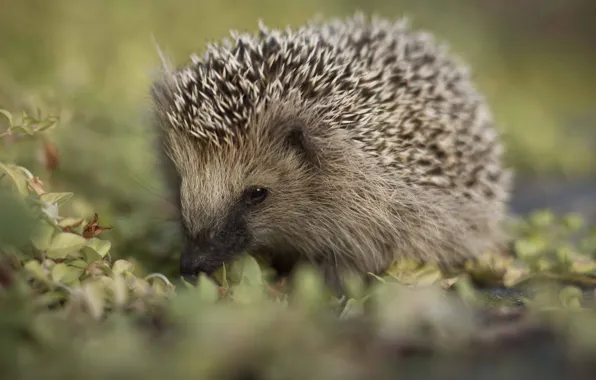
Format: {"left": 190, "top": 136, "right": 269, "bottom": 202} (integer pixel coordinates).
{"left": 179, "top": 213, "right": 251, "bottom": 284}
{"left": 179, "top": 246, "right": 222, "bottom": 284}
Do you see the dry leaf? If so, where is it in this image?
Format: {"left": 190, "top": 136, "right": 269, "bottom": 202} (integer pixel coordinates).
{"left": 82, "top": 213, "right": 112, "bottom": 239}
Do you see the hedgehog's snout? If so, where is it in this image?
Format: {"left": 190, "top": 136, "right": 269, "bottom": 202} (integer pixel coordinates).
{"left": 179, "top": 212, "right": 253, "bottom": 283}
{"left": 179, "top": 247, "right": 210, "bottom": 284}
{"left": 179, "top": 239, "right": 226, "bottom": 283}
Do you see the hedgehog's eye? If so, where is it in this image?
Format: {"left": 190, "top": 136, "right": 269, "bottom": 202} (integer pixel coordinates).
{"left": 244, "top": 186, "right": 269, "bottom": 206}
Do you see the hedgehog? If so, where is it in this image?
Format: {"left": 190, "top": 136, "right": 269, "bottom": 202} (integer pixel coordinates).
{"left": 150, "top": 13, "right": 512, "bottom": 293}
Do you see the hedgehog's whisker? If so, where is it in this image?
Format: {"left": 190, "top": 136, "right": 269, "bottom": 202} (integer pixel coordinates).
{"left": 123, "top": 162, "right": 175, "bottom": 207}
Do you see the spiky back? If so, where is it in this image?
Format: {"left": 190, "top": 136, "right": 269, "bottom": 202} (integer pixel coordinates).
{"left": 155, "top": 13, "right": 509, "bottom": 204}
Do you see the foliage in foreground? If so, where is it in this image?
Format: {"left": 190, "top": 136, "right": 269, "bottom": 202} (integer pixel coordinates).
{"left": 2, "top": 108, "right": 596, "bottom": 379}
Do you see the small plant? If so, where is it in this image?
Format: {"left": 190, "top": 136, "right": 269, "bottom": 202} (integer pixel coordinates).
{"left": 0, "top": 108, "right": 59, "bottom": 139}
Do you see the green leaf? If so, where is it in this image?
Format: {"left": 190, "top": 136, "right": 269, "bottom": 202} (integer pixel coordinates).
{"left": 237, "top": 254, "right": 263, "bottom": 286}
{"left": 563, "top": 213, "right": 585, "bottom": 231}
{"left": 339, "top": 298, "right": 364, "bottom": 319}
{"left": 556, "top": 244, "right": 574, "bottom": 265}
{"left": 67, "top": 259, "right": 89, "bottom": 270}
{"left": 2, "top": 246, "right": 27, "bottom": 261}
{"left": 291, "top": 265, "right": 327, "bottom": 307}
{"left": 212, "top": 263, "right": 229, "bottom": 288}
{"left": 0, "top": 109, "right": 13, "bottom": 126}
{"left": 83, "top": 282, "right": 105, "bottom": 319}
{"left": 0, "top": 190, "right": 37, "bottom": 247}
{"left": 151, "top": 277, "right": 171, "bottom": 298}
{"left": 20, "top": 111, "right": 34, "bottom": 126}
{"left": 503, "top": 262, "right": 531, "bottom": 287}
{"left": 57, "top": 218, "right": 84, "bottom": 228}
{"left": 112, "top": 259, "right": 135, "bottom": 276}
{"left": 559, "top": 286, "right": 583, "bottom": 309}
{"left": 42, "top": 259, "right": 56, "bottom": 271}
{"left": 195, "top": 273, "right": 219, "bottom": 303}
{"left": 81, "top": 248, "right": 101, "bottom": 262}
{"left": 368, "top": 272, "right": 387, "bottom": 283}
{"left": 9, "top": 124, "right": 35, "bottom": 136}
{"left": 529, "top": 209, "right": 554, "bottom": 228}
{"left": 536, "top": 257, "right": 554, "bottom": 272}
{"left": 0, "top": 163, "right": 29, "bottom": 196}
{"left": 31, "top": 220, "right": 57, "bottom": 251}
{"left": 180, "top": 277, "right": 196, "bottom": 289}
{"left": 40, "top": 192, "right": 74, "bottom": 206}
{"left": 453, "top": 276, "right": 478, "bottom": 304}
{"left": 342, "top": 272, "right": 366, "bottom": 299}
{"left": 514, "top": 238, "right": 545, "bottom": 258}
{"left": 111, "top": 275, "right": 128, "bottom": 307}
{"left": 35, "top": 116, "right": 59, "bottom": 132}
{"left": 86, "top": 260, "right": 112, "bottom": 277}
{"left": 51, "top": 263, "right": 84, "bottom": 285}
{"left": 24, "top": 260, "right": 50, "bottom": 284}
{"left": 570, "top": 255, "right": 596, "bottom": 274}
{"left": 34, "top": 291, "right": 67, "bottom": 309}
{"left": 411, "top": 265, "right": 442, "bottom": 286}
{"left": 46, "top": 232, "right": 88, "bottom": 259}
{"left": 231, "top": 282, "right": 264, "bottom": 304}
{"left": 129, "top": 277, "right": 150, "bottom": 298}
{"left": 82, "top": 238, "right": 111, "bottom": 261}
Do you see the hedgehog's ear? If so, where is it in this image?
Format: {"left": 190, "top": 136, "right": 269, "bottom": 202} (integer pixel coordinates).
{"left": 284, "top": 122, "right": 322, "bottom": 168}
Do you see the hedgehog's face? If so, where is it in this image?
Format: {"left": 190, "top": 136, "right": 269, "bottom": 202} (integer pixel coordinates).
{"left": 165, "top": 113, "right": 341, "bottom": 282}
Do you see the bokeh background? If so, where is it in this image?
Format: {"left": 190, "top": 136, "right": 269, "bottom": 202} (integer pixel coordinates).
{"left": 1, "top": 0, "right": 595, "bottom": 275}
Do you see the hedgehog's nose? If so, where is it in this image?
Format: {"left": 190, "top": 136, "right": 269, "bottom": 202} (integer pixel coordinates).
{"left": 179, "top": 254, "right": 200, "bottom": 284}
{"left": 179, "top": 243, "right": 220, "bottom": 284}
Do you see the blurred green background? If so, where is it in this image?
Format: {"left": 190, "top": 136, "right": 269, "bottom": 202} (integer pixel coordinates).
{"left": 1, "top": 0, "right": 595, "bottom": 274}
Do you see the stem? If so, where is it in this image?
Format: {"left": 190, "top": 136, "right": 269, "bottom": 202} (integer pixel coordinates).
{"left": 145, "top": 273, "right": 173, "bottom": 287}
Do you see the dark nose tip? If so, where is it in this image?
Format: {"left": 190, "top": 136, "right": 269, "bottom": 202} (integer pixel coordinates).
{"left": 180, "top": 255, "right": 200, "bottom": 284}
